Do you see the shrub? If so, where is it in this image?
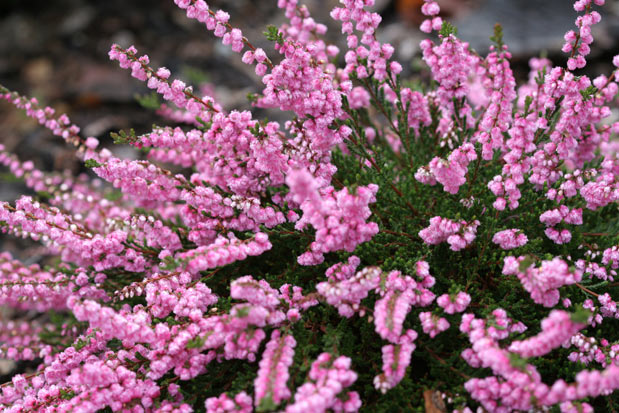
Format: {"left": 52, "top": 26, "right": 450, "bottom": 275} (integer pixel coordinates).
{"left": 0, "top": 0, "right": 618, "bottom": 411}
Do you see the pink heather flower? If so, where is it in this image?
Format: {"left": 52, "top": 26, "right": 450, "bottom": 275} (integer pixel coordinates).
{"left": 254, "top": 330, "right": 296, "bottom": 406}
{"left": 563, "top": 2, "right": 603, "bottom": 71}
{"left": 286, "top": 168, "right": 379, "bottom": 265}
{"left": 419, "top": 312, "right": 450, "bottom": 338}
{"left": 492, "top": 229, "right": 528, "bottom": 250}
{"left": 437, "top": 292, "right": 471, "bottom": 314}
{"left": 286, "top": 353, "right": 360, "bottom": 413}
{"left": 374, "top": 329, "right": 417, "bottom": 393}
{"left": 503, "top": 256, "right": 582, "bottom": 307}
{"left": 419, "top": 216, "right": 480, "bottom": 251}
{"left": 418, "top": 143, "right": 478, "bottom": 194}
{"left": 373, "top": 271, "right": 435, "bottom": 343}
{"left": 561, "top": 401, "right": 594, "bottom": 413}
{"left": 419, "top": 1, "right": 442, "bottom": 34}
{"left": 206, "top": 391, "right": 252, "bottom": 413}
{"left": 421, "top": 1, "right": 440, "bottom": 17}
{"left": 472, "top": 43, "right": 517, "bottom": 160}
{"left": 318, "top": 267, "right": 381, "bottom": 318}
{"left": 415, "top": 260, "right": 436, "bottom": 288}
{"left": 348, "top": 86, "right": 371, "bottom": 109}
{"left": 545, "top": 227, "right": 573, "bottom": 245}
{"left": 508, "top": 310, "right": 586, "bottom": 358}
{"left": 420, "top": 35, "right": 478, "bottom": 112}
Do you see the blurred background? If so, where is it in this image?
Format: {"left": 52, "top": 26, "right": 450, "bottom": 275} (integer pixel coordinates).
{"left": 0, "top": 0, "right": 618, "bottom": 382}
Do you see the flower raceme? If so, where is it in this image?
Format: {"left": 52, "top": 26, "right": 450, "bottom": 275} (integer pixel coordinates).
{"left": 0, "top": 0, "right": 618, "bottom": 411}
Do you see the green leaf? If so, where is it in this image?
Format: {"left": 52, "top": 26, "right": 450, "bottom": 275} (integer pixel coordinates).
{"left": 59, "top": 389, "right": 76, "bottom": 400}
{"left": 107, "top": 338, "right": 123, "bottom": 351}
{"left": 256, "top": 394, "right": 278, "bottom": 412}
{"left": 110, "top": 128, "right": 138, "bottom": 145}
{"left": 85, "top": 159, "right": 103, "bottom": 168}
{"left": 135, "top": 351, "right": 148, "bottom": 362}
{"left": 134, "top": 92, "right": 161, "bottom": 110}
{"left": 235, "top": 306, "right": 250, "bottom": 318}
{"left": 489, "top": 23, "right": 504, "bottom": 50}
{"left": 523, "top": 95, "right": 533, "bottom": 116}
{"left": 508, "top": 352, "right": 528, "bottom": 370}
{"left": 247, "top": 92, "right": 258, "bottom": 104}
{"left": 579, "top": 85, "right": 598, "bottom": 101}
{"left": 518, "top": 255, "right": 535, "bottom": 272}
{"left": 439, "top": 21, "right": 458, "bottom": 37}
{"left": 104, "top": 191, "right": 123, "bottom": 201}
{"left": 570, "top": 306, "right": 591, "bottom": 324}
{"left": 186, "top": 336, "right": 206, "bottom": 349}
{"left": 264, "top": 25, "right": 284, "bottom": 44}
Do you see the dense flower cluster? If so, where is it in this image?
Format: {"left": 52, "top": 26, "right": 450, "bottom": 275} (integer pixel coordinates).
{"left": 0, "top": 0, "right": 617, "bottom": 411}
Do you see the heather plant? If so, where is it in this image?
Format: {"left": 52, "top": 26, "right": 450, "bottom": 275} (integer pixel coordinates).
{"left": 0, "top": 0, "right": 618, "bottom": 411}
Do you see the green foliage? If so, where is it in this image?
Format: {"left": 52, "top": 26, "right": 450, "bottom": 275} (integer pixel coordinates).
{"left": 490, "top": 23, "right": 504, "bottom": 50}
{"left": 264, "top": 25, "right": 284, "bottom": 44}
{"left": 570, "top": 306, "right": 592, "bottom": 324}
{"left": 439, "top": 21, "right": 458, "bottom": 37}
{"left": 84, "top": 159, "right": 103, "bottom": 168}
{"left": 135, "top": 92, "right": 161, "bottom": 110}
{"left": 579, "top": 85, "right": 598, "bottom": 101}
{"left": 110, "top": 128, "right": 138, "bottom": 145}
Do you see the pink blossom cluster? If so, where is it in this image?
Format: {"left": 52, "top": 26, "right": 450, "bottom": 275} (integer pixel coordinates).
{"left": 416, "top": 143, "right": 478, "bottom": 194}
{"left": 503, "top": 256, "right": 582, "bottom": 307}
{"left": 419, "top": 216, "right": 480, "bottom": 251}
{"left": 285, "top": 353, "right": 361, "bottom": 413}
{"left": 325, "top": 255, "right": 361, "bottom": 281}
{"left": 568, "top": 332, "right": 619, "bottom": 367}
{"left": 0, "top": 320, "right": 51, "bottom": 361}
{"left": 205, "top": 391, "right": 252, "bottom": 413}
{"left": 0, "top": 252, "right": 84, "bottom": 311}
{"left": 109, "top": 45, "right": 217, "bottom": 125}
{"left": 598, "top": 292, "right": 619, "bottom": 320}
{"left": 471, "top": 42, "right": 517, "bottom": 160}
{"left": 0, "top": 90, "right": 88, "bottom": 149}
{"left": 90, "top": 156, "right": 184, "bottom": 203}
{"left": 373, "top": 329, "right": 417, "bottom": 393}
{"left": 419, "top": 312, "right": 450, "bottom": 338}
{"left": 68, "top": 297, "right": 157, "bottom": 346}
{"left": 175, "top": 0, "right": 247, "bottom": 53}
{"left": 602, "top": 245, "right": 619, "bottom": 277}
{"left": 508, "top": 310, "right": 586, "bottom": 358}
{"left": 580, "top": 159, "right": 619, "bottom": 210}
{"left": 436, "top": 292, "right": 471, "bottom": 314}
{"left": 254, "top": 330, "right": 296, "bottom": 407}
{"left": 373, "top": 270, "right": 434, "bottom": 344}
{"left": 400, "top": 87, "right": 432, "bottom": 132}
{"left": 177, "top": 232, "right": 272, "bottom": 274}
{"left": 144, "top": 273, "right": 217, "bottom": 321}
{"left": 420, "top": 34, "right": 478, "bottom": 113}
{"left": 286, "top": 168, "right": 378, "bottom": 265}
{"left": 461, "top": 309, "right": 619, "bottom": 411}
{"left": 540, "top": 206, "right": 583, "bottom": 244}
{"left": 317, "top": 265, "right": 381, "bottom": 318}
{"left": 492, "top": 229, "right": 528, "bottom": 250}
{"left": 317, "top": 262, "right": 436, "bottom": 393}
{"left": 562, "top": 0, "right": 605, "bottom": 70}
{"left": 331, "top": 0, "right": 401, "bottom": 81}
{"left": 419, "top": 0, "right": 442, "bottom": 33}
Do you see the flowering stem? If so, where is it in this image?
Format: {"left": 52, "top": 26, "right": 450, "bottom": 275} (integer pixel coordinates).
{"left": 575, "top": 282, "right": 599, "bottom": 297}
